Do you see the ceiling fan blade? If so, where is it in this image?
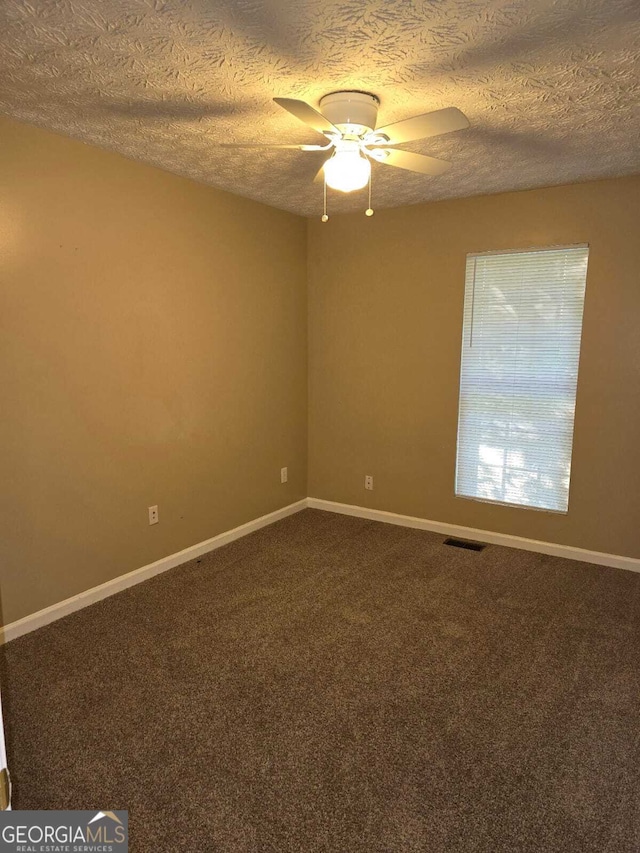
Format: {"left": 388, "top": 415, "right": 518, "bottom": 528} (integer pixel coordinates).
{"left": 376, "top": 148, "right": 451, "bottom": 176}
{"left": 217, "top": 142, "right": 328, "bottom": 151}
{"left": 374, "top": 107, "right": 469, "bottom": 145}
{"left": 313, "top": 157, "right": 336, "bottom": 185}
{"left": 313, "top": 161, "right": 328, "bottom": 184}
{"left": 273, "top": 98, "right": 339, "bottom": 136}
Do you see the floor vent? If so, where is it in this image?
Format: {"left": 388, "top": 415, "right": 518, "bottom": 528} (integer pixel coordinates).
{"left": 443, "top": 537, "right": 486, "bottom": 552}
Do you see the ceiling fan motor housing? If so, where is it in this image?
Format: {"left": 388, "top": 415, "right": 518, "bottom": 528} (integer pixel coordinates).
{"left": 319, "top": 91, "right": 379, "bottom": 135}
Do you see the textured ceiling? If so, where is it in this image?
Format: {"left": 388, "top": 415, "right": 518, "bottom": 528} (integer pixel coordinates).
{"left": 0, "top": 0, "right": 639, "bottom": 217}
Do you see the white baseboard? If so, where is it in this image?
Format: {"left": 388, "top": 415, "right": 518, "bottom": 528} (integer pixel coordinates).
{"left": 4, "top": 495, "right": 638, "bottom": 644}
{"left": 0, "top": 499, "right": 307, "bottom": 645}
{"left": 307, "top": 497, "right": 640, "bottom": 574}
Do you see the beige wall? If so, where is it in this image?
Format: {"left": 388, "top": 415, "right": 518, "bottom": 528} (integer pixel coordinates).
{"left": 0, "top": 116, "right": 307, "bottom": 625}
{"left": 308, "top": 177, "right": 640, "bottom": 559}
{"left": 2, "top": 116, "right": 638, "bottom": 629}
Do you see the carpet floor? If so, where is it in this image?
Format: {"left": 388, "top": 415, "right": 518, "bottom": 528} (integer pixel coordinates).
{"left": 1, "top": 509, "right": 639, "bottom": 852}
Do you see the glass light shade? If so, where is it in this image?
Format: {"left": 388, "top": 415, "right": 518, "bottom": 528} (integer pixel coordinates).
{"left": 323, "top": 150, "right": 371, "bottom": 192}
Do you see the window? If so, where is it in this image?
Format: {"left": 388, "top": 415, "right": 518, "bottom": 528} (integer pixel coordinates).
{"left": 455, "top": 245, "right": 589, "bottom": 512}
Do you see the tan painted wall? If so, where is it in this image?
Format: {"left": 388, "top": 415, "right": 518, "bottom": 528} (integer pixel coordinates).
{"left": 0, "top": 116, "right": 307, "bottom": 625}
{"left": 308, "top": 177, "right": 640, "bottom": 559}
{"left": 2, "top": 114, "right": 637, "bottom": 629}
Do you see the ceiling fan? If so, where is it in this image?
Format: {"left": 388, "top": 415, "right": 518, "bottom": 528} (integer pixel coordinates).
{"left": 220, "top": 91, "right": 469, "bottom": 218}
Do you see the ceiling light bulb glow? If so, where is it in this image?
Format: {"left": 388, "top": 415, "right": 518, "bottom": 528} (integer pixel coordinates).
{"left": 324, "top": 149, "right": 371, "bottom": 193}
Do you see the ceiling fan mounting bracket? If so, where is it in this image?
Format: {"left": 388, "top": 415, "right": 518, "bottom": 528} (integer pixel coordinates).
{"left": 319, "top": 91, "right": 380, "bottom": 136}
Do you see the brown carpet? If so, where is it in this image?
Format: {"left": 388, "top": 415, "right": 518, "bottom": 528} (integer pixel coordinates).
{"left": 1, "top": 509, "right": 639, "bottom": 852}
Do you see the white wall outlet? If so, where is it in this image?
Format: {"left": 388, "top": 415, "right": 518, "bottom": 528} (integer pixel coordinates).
{"left": 281, "top": 466, "right": 288, "bottom": 484}
{"left": 148, "top": 505, "right": 159, "bottom": 525}
{"left": 365, "top": 475, "right": 374, "bottom": 491}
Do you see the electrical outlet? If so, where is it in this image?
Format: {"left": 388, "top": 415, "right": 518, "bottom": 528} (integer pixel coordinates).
{"left": 148, "top": 505, "right": 159, "bottom": 525}
{"left": 365, "top": 475, "right": 374, "bottom": 491}
{"left": 281, "top": 466, "right": 288, "bottom": 484}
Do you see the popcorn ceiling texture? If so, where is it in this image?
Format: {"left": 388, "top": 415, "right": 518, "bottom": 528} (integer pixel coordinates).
{"left": 0, "top": 0, "right": 639, "bottom": 216}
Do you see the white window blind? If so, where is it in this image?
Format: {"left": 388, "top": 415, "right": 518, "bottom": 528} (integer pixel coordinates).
{"left": 456, "top": 245, "right": 589, "bottom": 512}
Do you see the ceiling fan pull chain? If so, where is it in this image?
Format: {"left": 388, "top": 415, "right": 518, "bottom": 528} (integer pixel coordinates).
{"left": 365, "top": 172, "right": 374, "bottom": 217}
{"left": 321, "top": 174, "right": 329, "bottom": 222}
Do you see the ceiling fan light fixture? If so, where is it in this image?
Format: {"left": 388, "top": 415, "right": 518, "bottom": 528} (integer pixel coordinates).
{"left": 237, "top": 95, "right": 468, "bottom": 212}
{"left": 323, "top": 149, "right": 371, "bottom": 192}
